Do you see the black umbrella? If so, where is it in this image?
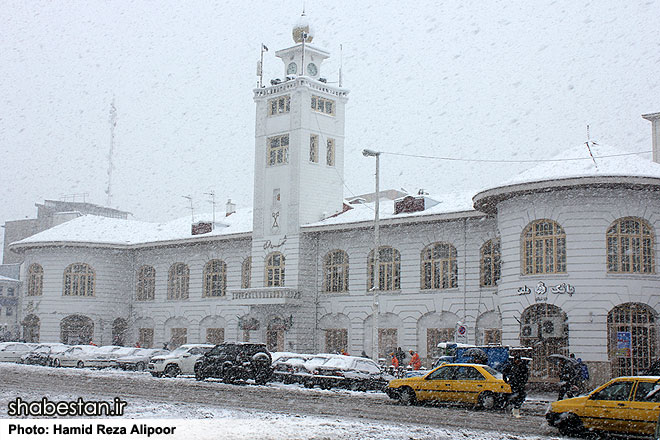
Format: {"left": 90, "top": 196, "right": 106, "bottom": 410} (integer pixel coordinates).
{"left": 464, "top": 348, "right": 488, "bottom": 364}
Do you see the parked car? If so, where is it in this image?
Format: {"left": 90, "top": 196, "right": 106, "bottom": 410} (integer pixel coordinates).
{"left": 84, "top": 346, "right": 144, "bottom": 368}
{"left": 50, "top": 345, "right": 101, "bottom": 368}
{"left": 148, "top": 344, "right": 214, "bottom": 378}
{"left": 546, "top": 376, "right": 660, "bottom": 437}
{"left": 311, "top": 355, "right": 392, "bottom": 391}
{"left": 386, "top": 363, "right": 512, "bottom": 408}
{"left": 20, "top": 343, "right": 67, "bottom": 366}
{"left": 271, "top": 352, "right": 313, "bottom": 384}
{"left": 114, "top": 348, "right": 169, "bottom": 371}
{"left": 0, "top": 342, "right": 37, "bottom": 363}
{"left": 194, "top": 343, "right": 272, "bottom": 385}
{"left": 294, "top": 354, "right": 341, "bottom": 387}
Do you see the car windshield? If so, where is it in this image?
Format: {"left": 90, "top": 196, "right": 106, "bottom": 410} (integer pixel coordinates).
{"left": 169, "top": 347, "right": 189, "bottom": 356}
{"left": 97, "top": 346, "right": 121, "bottom": 353}
{"left": 208, "top": 345, "right": 234, "bottom": 355}
{"left": 33, "top": 346, "right": 52, "bottom": 353}
{"left": 306, "top": 356, "right": 331, "bottom": 367}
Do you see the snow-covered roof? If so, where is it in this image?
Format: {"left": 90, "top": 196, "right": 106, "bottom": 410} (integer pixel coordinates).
{"left": 303, "top": 191, "right": 478, "bottom": 230}
{"left": 11, "top": 208, "right": 253, "bottom": 250}
{"left": 473, "top": 143, "right": 660, "bottom": 213}
{"left": 0, "top": 275, "right": 19, "bottom": 283}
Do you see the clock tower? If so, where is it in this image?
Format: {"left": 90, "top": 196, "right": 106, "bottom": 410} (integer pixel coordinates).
{"left": 249, "top": 17, "right": 348, "bottom": 321}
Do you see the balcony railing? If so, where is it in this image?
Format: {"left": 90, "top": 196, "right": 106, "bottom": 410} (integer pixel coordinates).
{"left": 231, "top": 287, "right": 301, "bottom": 305}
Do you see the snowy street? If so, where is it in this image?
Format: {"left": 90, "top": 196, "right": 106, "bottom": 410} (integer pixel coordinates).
{"left": 0, "top": 363, "right": 562, "bottom": 439}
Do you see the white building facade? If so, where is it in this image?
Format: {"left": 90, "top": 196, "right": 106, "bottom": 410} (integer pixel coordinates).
{"left": 10, "top": 26, "right": 660, "bottom": 385}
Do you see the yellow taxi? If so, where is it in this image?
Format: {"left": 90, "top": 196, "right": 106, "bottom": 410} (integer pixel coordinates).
{"left": 385, "top": 363, "right": 512, "bottom": 409}
{"left": 546, "top": 376, "right": 660, "bottom": 437}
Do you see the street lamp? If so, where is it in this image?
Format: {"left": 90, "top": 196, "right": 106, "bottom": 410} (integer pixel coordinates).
{"left": 362, "top": 149, "right": 381, "bottom": 361}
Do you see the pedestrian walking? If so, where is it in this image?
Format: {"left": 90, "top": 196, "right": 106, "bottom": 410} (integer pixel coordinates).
{"left": 503, "top": 354, "right": 529, "bottom": 418}
{"left": 557, "top": 358, "right": 580, "bottom": 400}
{"left": 395, "top": 347, "right": 406, "bottom": 364}
{"left": 408, "top": 350, "right": 422, "bottom": 370}
{"left": 390, "top": 353, "right": 399, "bottom": 369}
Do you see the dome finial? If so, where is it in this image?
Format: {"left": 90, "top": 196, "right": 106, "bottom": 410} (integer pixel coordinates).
{"left": 292, "top": 10, "right": 314, "bottom": 43}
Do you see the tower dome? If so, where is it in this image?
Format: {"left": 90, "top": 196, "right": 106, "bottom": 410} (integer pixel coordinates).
{"left": 292, "top": 12, "right": 314, "bottom": 43}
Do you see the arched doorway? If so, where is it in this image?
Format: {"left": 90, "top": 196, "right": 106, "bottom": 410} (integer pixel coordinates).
{"left": 60, "top": 315, "right": 94, "bottom": 345}
{"left": 608, "top": 303, "right": 658, "bottom": 377}
{"left": 112, "top": 318, "right": 128, "bottom": 346}
{"left": 520, "top": 304, "right": 568, "bottom": 378}
{"left": 22, "top": 314, "right": 40, "bottom": 343}
{"left": 266, "top": 316, "right": 291, "bottom": 352}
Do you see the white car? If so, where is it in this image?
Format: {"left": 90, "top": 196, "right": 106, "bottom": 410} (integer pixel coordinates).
{"left": 312, "top": 355, "right": 392, "bottom": 390}
{"left": 0, "top": 342, "right": 37, "bottom": 363}
{"left": 271, "top": 352, "right": 313, "bottom": 383}
{"left": 20, "top": 343, "right": 67, "bottom": 365}
{"left": 88, "top": 346, "right": 143, "bottom": 368}
{"left": 50, "top": 345, "right": 101, "bottom": 368}
{"left": 115, "top": 348, "right": 169, "bottom": 371}
{"left": 148, "top": 344, "right": 214, "bottom": 377}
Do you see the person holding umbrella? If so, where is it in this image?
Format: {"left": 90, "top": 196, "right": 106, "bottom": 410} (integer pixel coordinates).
{"left": 503, "top": 354, "right": 529, "bottom": 418}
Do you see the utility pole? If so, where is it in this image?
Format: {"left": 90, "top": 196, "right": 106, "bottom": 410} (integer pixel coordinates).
{"left": 363, "top": 149, "right": 381, "bottom": 360}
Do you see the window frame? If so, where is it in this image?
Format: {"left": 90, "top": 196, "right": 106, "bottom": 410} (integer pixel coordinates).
{"left": 420, "top": 242, "right": 458, "bottom": 290}
{"left": 241, "top": 257, "right": 251, "bottom": 289}
{"left": 309, "top": 134, "right": 319, "bottom": 163}
{"left": 203, "top": 259, "right": 227, "bottom": 298}
{"left": 326, "top": 138, "right": 335, "bottom": 166}
{"left": 607, "top": 217, "right": 654, "bottom": 274}
{"left": 62, "top": 263, "right": 96, "bottom": 297}
{"left": 323, "top": 250, "right": 349, "bottom": 293}
{"left": 167, "top": 263, "right": 190, "bottom": 300}
{"left": 480, "top": 238, "right": 501, "bottom": 287}
{"left": 367, "top": 246, "right": 401, "bottom": 291}
{"left": 27, "top": 263, "right": 43, "bottom": 297}
{"left": 267, "top": 134, "right": 289, "bottom": 166}
{"left": 521, "top": 219, "right": 566, "bottom": 275}
{"left": 265, "top": 252, "right": 285, "bottom": 287}
{"left": 267, "top": 95, "right": 291, "bottom": 116}
{"left": 136, "top": 265, "right": 156, "bottom": 301}
{"left": 311, "top": 95, "right": 336, "bottom": 116}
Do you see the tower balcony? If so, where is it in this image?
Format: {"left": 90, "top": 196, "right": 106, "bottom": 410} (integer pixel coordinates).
{"left": 254, "top": 77, "right": 349, "bottom": 99}
{"left": 230, "top": 287, "right": 302, "bottom": 305}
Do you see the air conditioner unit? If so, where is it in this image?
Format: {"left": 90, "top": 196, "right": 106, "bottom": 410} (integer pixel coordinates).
{"left": 541, "top": 317, "right": 567, "bottom": 338}
{"left": 520, "top": 323, "right": 538, "bottom": 339}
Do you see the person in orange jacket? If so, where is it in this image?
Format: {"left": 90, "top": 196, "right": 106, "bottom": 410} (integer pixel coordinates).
{"left": 391, "top": 353, "right": 399, "bottom": 368}
{"left": 409, "top": 350, "right": 422, "bottom": 370}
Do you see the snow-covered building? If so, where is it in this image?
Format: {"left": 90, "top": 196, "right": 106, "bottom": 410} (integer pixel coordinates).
{"left": 8, "top": 22, "right": 660, "bottom": 384}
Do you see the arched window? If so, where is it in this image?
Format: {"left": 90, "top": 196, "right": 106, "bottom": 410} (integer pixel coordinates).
{"left": 522, "top": 219, "right": 566, "bottom": 275}
{"left": 60, "top": 314, "right": 94, "bottom": 345}
{"left": 480, "top": 238, "right": 501, "bottom": 287}
{"left": 265, "top": 252, "right": 285, "bottom": 287}
{"left": 608, "top": 303, "right": 657, "bottom": 377}
{"left": 520, "top": 304, "right": 568, "bottom": 378}
{"left": 63, "top": 263, "right": 95, "bottom": 297}
{"left": 203, "top": 259, "right": 227, "bottom": 297}
{"left": 241, "top": 257, "right": 251, "bottom": 289}
{"left": 368, "top": 246, "right": 401, "bottom": 291}
{"left": 607, "top": 217, "right": 654, "bottom": 274}
{"left": 27, "top": 263, "right": 43, "bottom": 296}
{"left": 167, "top": 263, "right": 189, "bottom": 300}
{"left": 324, "top": 250, "right": 349, "bottom": 292}
{"left": 136, "top": 265, "right": 155, "bottom": 301}
{"left": 421, "top": 242, "right": 457, "bottom": 290}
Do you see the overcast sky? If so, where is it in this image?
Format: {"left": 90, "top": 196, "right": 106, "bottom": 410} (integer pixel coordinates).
{"left": 1, "top": 0, "right": 659, "bottom": 254}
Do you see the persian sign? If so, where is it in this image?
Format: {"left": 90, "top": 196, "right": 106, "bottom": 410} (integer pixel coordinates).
{"left": 517, "top": 281, "right": 575, "bottom": 302}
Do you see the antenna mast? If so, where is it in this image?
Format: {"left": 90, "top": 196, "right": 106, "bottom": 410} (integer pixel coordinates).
{"left": 339, "top": 44, "right": 343, "bottom": 87}
{"left": 106, "top": 99, "right": 117, "bottom": 207}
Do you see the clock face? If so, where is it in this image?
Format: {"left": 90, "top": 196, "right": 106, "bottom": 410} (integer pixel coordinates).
{"left": 287, "top": 62, "right": 297, "bottom": 75}
{"left": 307, "top": 63, "right": 318, "bottom": 76}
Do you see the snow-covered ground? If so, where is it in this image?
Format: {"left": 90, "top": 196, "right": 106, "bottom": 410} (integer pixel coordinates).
{"left": 1, "top": 363, "right": 559, "bottom": 439}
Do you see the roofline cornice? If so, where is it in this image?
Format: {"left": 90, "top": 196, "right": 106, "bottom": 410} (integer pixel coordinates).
{"left": 473, "top": 175, "right": 660, "bottom": 213}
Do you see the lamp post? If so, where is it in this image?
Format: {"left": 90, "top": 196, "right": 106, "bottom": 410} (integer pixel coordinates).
{"left": 362, "top": 149, "right": 381, "bottom": 360}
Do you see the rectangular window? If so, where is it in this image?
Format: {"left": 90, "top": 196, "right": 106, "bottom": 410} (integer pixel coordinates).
{"left": 326, "top": 138, "right": 335, "bottom": 166}
{"left": 267, "top": 134, "right": 289, "bottom": 166}
{"left": 267, "top": 95, "right": 290, "bottom": 116}
{"left": 325, "top": 329, "right": 348, "bottom": 353}
{"left": 139, "top": 328, "right": 154, "bottom": 348}
{"left": 206, "top": 328, "right": 225, "bottom": 344}
{"left": 6, "top": 307, "right": 13, "bottom": 316}
{"left": 7, "top": 288, "right": 14, "bottom": 296}
{"left": 311, "top": 95, "right": 336, "bottom": 116}
{"left": 309, "top": 134, "right": 318, "bottom": 163}
{"left": 170, "top": 328, "right": 187, "bottom": 349}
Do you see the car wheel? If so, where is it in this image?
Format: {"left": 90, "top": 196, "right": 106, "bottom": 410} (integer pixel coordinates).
{"left": 398, "top": 387, "right": 417, "bottom": 406}
{"left": 558, "top": 413, "right": 584, "bottom": 436}
{"left": 303, "top": 381, "right": 314, "bottom": 389}
{"left": 477, "top": 391, "right": 496, "bottom": 410}
{"left": 76, "top": 361, "right": 84, "bottom": 368}
{"left": 164, "top": 364, "right": 179, "bottom": 378}
{"left": 52, "top": 359, "right": 61, "bottom": 368}
{"left": 136, "top": 362, "right": 145, "bottom": 371}
{"left": 195, "top": 369, "right": 206, "bottom": 381}
{"left": 150, "top": 372, "right": 162, "bottom": 378}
